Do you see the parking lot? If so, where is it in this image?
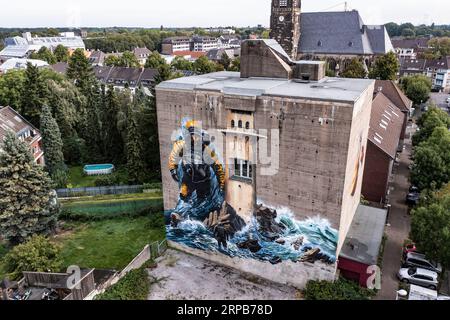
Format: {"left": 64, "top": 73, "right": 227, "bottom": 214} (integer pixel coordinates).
{"left": 429, "top": 92, "right": 450, "bottom": 113}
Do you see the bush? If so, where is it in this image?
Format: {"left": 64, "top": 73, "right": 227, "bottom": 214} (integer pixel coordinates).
{"left": 96, "top": 266, "right": 149, "bottom": 300}
{"left": 304, "top": 278, "right": 375, "bottom": 300}
{"left": 3, "top": 235, "right": 62, "bottom": 280}
{"left": 94, "top": 175, "right": 120, "bottom": 187}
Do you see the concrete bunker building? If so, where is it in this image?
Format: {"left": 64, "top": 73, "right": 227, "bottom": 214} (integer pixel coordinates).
{"left": 155, "top": 39, "right": 375, "bottom": 288}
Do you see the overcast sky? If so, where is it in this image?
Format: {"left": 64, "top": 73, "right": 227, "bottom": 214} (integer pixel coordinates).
{"left": 1, "top": 0, "right": 448, "bottom": 28}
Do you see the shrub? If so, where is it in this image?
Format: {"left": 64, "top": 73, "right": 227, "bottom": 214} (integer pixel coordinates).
{"left": 95, "top": 266, "right": 149, "bottom": 300}
{"left": 94, "top": 175, "right": 119, "bottom": 187}
{"left": 304, "top": 278, "right": 375, "bottom": 300}
{"left": 3, "top": 235, "right": 62, "bottom": 280}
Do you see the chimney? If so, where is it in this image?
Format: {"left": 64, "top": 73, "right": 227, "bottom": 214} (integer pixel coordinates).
{"left": 293, "top": 61, "right": 326, "bottom": 81}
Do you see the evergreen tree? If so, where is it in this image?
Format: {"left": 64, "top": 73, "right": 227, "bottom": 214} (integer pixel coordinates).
{"left": 67, "top": 48, "right": 96, "bottom": 95}
{"left": 21, "top": 63, "right": 46, "bottom": 126}
{"left": 40, "top": 105, "right": 66, "bottom": 187}
{"left": 101, "top": 86, "right": 124, "bottom": 163}
{"left": 126, "top": 106, "right": 145, "bottom": 184}
{"left": 341, "top": 58, "right": 367, "bottom": 78}
{"left": 0, "top": 132, "right": 59, "bottom": 244}
{"left": 219, "top": 52, "right": 231, "bottom": 70}
{"left": 53, "top": 45, "right": 70, "bottom": 63}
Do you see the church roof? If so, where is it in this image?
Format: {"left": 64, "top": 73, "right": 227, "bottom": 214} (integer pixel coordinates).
{"left": 298, "top": 11, "right": 393, "bottom": 56}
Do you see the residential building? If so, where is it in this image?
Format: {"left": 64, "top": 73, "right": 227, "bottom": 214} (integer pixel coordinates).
{"left": 191, "top": 36, "right": 220, "bottom": 52}
{"left": 338, "top": 205, "right": 387, "bottom": 288}
{"left": 391, "top": 37, "right": 430, "bottom": 60}
{"left": 0, "top": 106, "right": 44, "bottom": 165}
{"left": 172, "top": 50, "right": 207, "bottom": 61}
{"left": 207, "top": 28, "right": 236, "bottom": 35}
{"left": 88, "top": 50, "right": 106, "bottom": 66}
{"left": 206, "top": 48, "right": 239, "bottom": 63}
{"left": 374, "top": 80, "right": 413, "bottom": 143}
{"left": 400, "top": 57, "right": 450, "bottom": 93}
{"left": 0, "top": 32, "right": 85, "bottom": 59}
{"left": 133, "top": 47, "right": 152, "bottom": 65}
{"left": 218, "top": 35, "right": 241, "bottom": 49}
{"left": 270, "top": 1, "right": 394, "bottom": 73}
{"left": 156, "top": 39, "right": 375, "bottom": 289}
{"left": 161, "top": 37, "right": 191, "bottom": 55}
{"left": 361, "top": 92, "right": 404, "bottom": 204}
{"left": 0, "top": 58, "right": 48, "bottom": 74}
{"left": 50, "top": 62, "right": 158, "bottom": 93}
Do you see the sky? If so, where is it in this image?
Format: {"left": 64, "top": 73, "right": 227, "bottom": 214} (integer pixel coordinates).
{"left": 0, "top": 0, "right": 448, "bottom": 28}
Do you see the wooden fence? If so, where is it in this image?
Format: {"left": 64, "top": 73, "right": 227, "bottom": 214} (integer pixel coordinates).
{"left": 85, "top": 239, "right": 168, "bottom": 300}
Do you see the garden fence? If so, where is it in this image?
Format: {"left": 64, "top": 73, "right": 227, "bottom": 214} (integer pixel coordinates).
{"left": 56, "top": 185, "right": 146, "bottom": 198}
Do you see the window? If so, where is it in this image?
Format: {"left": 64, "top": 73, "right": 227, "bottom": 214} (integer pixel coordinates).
{"left": 279, "top": 0, "right": 288, "bottom": 7}
{"left": 245, "top": 122, "right": 250, "bottom": 130}
{"left": 238, "top": 120, "right": 243, "bottom": 128}
{"left": 231, "top": 120, "right": 235, "bottom": 128}
{"left": 233, "top": 159, "right": 252, "bottom": 179}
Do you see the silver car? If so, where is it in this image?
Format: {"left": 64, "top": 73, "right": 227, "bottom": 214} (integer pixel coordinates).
{"left": 403, "top": 252, "right": 443, "bottom": 274}
{"left": 398, "top": 267, "right": 439, "bottom": 290}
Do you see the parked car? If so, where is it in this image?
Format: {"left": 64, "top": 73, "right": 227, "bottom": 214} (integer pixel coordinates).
{"left": 398, "top": 267, "right": 439, "bottom": 290}
{"left": 406, "top": 192, "right": 420, "bottom": 206}
{"left": 409, "top": 186, "right": 419, "bottom": 193}
{"left": 403, "top": 252, "right": 443, "bottom": 274}
{"left": 403, "top": 243, "right": 417, "bottom": 257}
{"left": 446, "top": 97, "right": 450, "bottom": 104}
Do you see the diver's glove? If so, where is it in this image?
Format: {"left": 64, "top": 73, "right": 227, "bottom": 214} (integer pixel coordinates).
{"left": 170, "top": 169, "right": 179, "bottom": 182}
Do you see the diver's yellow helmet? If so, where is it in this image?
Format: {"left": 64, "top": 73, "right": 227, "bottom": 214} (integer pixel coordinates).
{"left": 185, "top": 120, "right": 200, "bottom": 129}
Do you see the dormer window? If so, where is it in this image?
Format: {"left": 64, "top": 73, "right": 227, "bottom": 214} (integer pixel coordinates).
{"left": 348, "top": 41, "right": 354, "bottom": 47}
{"left": 317, "top": 40, "right": 323, "bottom": 47}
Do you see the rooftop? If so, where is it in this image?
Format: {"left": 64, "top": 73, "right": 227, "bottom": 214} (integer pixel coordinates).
{"left": 369, "top": 92, "right": 404, "bottom": 159}
{"left": 0, "top": 106, "right": 39, "bottom": 143}
{"left": 339, "top": 204, "right": 387, "bottom": 265}
{"left": 157, "top": 71, "right": 374, "bottom": 103}
{"left": 375, "top": 80, "right": 413, "bottom": 112}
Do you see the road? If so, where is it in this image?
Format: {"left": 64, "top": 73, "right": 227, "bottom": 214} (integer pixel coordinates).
{"left": 375, "top": 123, "right": 416, "bottom": 300}
{"left": 429, "top": 92, "right": 450, "bottom": 113}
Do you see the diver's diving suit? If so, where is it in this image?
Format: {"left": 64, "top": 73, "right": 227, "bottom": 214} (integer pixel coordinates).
{"left": 169, "top": 121, "right": 225, "bottom": 201}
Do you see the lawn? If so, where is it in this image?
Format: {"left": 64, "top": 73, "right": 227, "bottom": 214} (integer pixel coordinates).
{"left": 66, "top": 166, "right": 100, "bottom": 188}
{"left": 54, "top": 215, "right": 166, "bottom": 270}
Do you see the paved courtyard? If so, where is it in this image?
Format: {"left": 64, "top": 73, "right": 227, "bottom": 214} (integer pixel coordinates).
{"left": 147, "top": 249, "right": 299, "bottom": 300}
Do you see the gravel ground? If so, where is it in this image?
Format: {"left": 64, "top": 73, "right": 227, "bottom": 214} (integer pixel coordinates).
{"left": 147, "top": 249, "right": 300, "bottom": 300}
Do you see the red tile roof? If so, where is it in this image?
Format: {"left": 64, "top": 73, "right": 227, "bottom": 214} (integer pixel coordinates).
{"left": 172, "top": 51, "right": 206, "bottom": 59}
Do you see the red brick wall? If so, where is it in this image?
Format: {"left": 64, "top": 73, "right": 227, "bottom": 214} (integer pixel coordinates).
{"left": 338, "top": 257, "right": 371, "bottom": 288}
{"left": 361, "top": 141, "right": 392, "bottom": 203}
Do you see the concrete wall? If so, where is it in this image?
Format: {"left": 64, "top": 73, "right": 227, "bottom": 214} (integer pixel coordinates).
{"left": 169, "top": 241, "right": 336, "bottom": 289}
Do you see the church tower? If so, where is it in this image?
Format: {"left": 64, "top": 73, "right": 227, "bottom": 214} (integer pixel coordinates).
{"left": 270, "top": 0, "right": 301, "bottom": 60}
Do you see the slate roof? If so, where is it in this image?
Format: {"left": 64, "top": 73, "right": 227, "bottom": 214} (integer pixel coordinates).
{"left": 50, "top": 63, "right": 158, "bottom": 88}
{"left": 425, "top": 57, "right": 450, "bottom": 70}
{"left": 391, "top": 37, "right": 430, "bottom": 49}
{"left": 369, "top": 92, "right": 404, "bottom": 159}
{"left": 374, "top": 80, "right": 413, "bottom": 112}
{"left": 298, "top": 11, "right": 393, "bottom": 55}
{"left": 88, "top": 50, "right": 106, "bottom": 65}
{"left": 340, "top": 205, "right": 387, "bottom": 265}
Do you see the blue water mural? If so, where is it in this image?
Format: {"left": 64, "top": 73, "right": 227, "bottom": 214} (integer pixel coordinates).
{"left": 166, "top": 120, "right": 338, "bottom": 265}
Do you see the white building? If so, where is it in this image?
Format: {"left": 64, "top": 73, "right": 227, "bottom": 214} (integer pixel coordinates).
{"left": 191, "top": 36, "right": 220, "bottom": 52}
{"left": 0, "top": 58, "right": 49, "bottom": 73}
{"left": 0, "top": 32, "right": 85, "bottom": 59}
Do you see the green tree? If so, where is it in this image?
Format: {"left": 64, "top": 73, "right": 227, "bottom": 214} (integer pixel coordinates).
{"left": 411, "top": 126, "right": 450, "bottom": 190}
{"left": 341, "top": 58, "right": 367, "bottom": 78}
{"left": 171, "top": 56, "right": 193, "bottom": 71}
{"left": 228, "top": 57, "right": 241, "bottom": 72}
{"left": 369, "top": 51, "right": 400, "bottom": 80}
{"left": 53, "top": 44, "right": 70, "bottom": 62}
{"left": 104, "top": 55, "right": 121, "bottom": 67}
{"left": 413, "top": 106, "right": 450, "bottom": 146}
{"left": 0, "top": 69, "right": 25, "bottom": 111}
{"left": 67, "top": 48, "right": 96, "bottom": 94}
{"left": 411, "top": 193, "right": 450, "bottom": 268}
{"left": 101, "top": 86, "right": 124, "bottom": 163}
{"left": 401, "top": 75, "right": 432, "bottom": 105}
{"left": 144, "top": 51, "right": 167, "bottom": 69}
{"left": 193, "top": 56, "right": 220, "bottom": 74}
{"left": 304, "top": 279, "right": 374, "bottom": 300}
{"left": 120, "top": 51, "right": 140, "bottom": 67}
{"left": 219, "top": 52, "right": 231, "bottom": 70}
{"left": 20, "top": 63, "right": 46, "bottom": 126}
{"left": 401, "top": 28, "right": 416, "bottom": 38}
{"left": 0, "top": 132, "right": 59, "bottom": 244}
{"left": 3, "top": 235, "right": 62, "bottom": 280}
{"left": 40, "top": 105, "right": 67, "bottom": 187}
{"left": 428, "top": 37, "right": 450, "bottom": 58}
{"left": 30, "top": 46, "right": 57, "bottom": 64}
{"left": 126, "top": 107, "right": 145, "bottom": 184}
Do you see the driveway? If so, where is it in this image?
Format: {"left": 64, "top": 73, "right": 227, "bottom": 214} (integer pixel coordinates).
{"left": 375, "top": 124, "right": 416, "bottom": 300}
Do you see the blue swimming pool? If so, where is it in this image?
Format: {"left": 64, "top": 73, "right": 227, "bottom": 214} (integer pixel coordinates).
{"left": 83, "top": 164, "right": 115, "bottom": 175}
